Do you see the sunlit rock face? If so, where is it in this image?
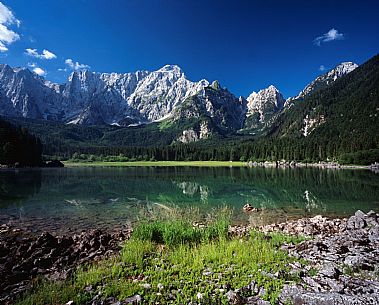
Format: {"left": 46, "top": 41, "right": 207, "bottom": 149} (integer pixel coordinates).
{"left": 0, "top": 61, "right": 359, "bottom": 134}
{"left": 244, "top": 85, "right": 285, "bottom": 130}
{"left": 0, "top": 64, "right": 209, "bottom": 125}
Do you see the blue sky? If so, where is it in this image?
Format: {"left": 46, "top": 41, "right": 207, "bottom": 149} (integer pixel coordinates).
{"left": 0, "top": 0, "right": 378, "bottom": 98}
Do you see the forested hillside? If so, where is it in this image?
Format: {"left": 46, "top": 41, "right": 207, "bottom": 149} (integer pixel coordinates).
{"left": 263, "top": 53, "right": 379, "bottom": 163}
{"left": 0, "top": 119, "right": 42, "bottom": 166}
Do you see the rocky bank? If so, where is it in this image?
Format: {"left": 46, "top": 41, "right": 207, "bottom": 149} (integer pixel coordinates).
{"left": 0, "top": 226, "right": 130, "bottom": 304}
{"left": 1, "top": 210, "right": 378, "bottom": 304}
{"left": 230, "top": 210, "right": 379, "bottom": 304}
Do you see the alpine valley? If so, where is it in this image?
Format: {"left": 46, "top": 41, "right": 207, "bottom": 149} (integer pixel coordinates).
{"left": 0, "top": 54, "right": 378, "bottom": 164}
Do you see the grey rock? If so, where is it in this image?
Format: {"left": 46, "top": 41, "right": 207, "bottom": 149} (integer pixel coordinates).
{"left": 368, "top": 226, "right": 379, "bottom": 243}
{"left": 246, "top": 296, "right": 271, "bottom": 305}
{"left": 202, "top": 270, "right": 213, "bottom": 276}
{"left": 105, "top": 297, "right": 117, "bottom": 304}
{"left": 280, "top": 284, "right": 379, "bottom": 304}
{"left": 322, "top": 277, "right": 345, "bottom": 293}
{"left": 122, "top": 294, "right": 142, "bottom": 304}
{"left": 303, "top": 276, "right": 324, "bottom": 292}
{"left": 354, "top": 210, "right": 366, "bottom": 219}
{"left": 344, "top": 254, "right": 369, "bottom": 269}
{"left": 240, "top": 280, "right": 257, "bottom": 295}
{"left": 319, "top": 263, "right": 341, "bottom": 279}
{"left": 346, "top": 215, "right": 366, "bottom": 230}
{"left": 258, "top": 286, "right": 266, "bottom": 297}
{"left": 226, "top": 290, "right": 244, "bottom": 305}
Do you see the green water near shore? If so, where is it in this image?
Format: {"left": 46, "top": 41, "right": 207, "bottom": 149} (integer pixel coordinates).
{"left": 0, "top": 166, "right": 378, "bottom": 234}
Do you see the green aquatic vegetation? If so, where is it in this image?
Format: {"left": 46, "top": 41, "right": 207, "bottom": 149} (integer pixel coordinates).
{"left": 15, "top": 220, "right": 305, "bottom": 305}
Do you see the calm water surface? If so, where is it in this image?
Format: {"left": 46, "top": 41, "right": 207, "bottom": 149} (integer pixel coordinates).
{"left": 0, "top": 166, "right": 378, "bottom": 234}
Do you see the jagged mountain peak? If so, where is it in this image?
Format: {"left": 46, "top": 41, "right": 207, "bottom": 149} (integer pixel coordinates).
{"left": 173, "top": 79, "right": 246, "bottom": 137}
{"left": 158, "top": 64, "right": 182, "bottom": 72}
{"left": 68, "top": 69, "right": 91, "bottom": 81}
{"left": 334, "top": 62, "right": 358, "bottom": 74}
{"left": 267, "top": 84, "right": 279, "bottom": 91}
{"left": 247, "top": 85, "right": 284, "bottom": 105}
{"left": 287, "top": 61, "right": 359, "bottom": 103}
{"left": 155, "top": 64, "right": 184, "bottom": 79}
{"left": 211, "top": 80, "right": 221, "bottom": 90}
{"left": 247, "top": 85, "right": 281, "bottom": 99}
{"left": 13, "top": 66, "right": 36, "bottom": 77}
{"left": 322, "top": 62, "right": 358, "bottom": 82}
{"left": 244, "top": 85, "right": 285, "bottom": 129}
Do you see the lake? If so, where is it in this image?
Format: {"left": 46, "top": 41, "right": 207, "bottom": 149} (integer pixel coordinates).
{"left": 0, "top": 166, "right": 378, "bottom": 234}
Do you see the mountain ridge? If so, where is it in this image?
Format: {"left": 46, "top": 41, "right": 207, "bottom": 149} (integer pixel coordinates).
{"left": 1, "top": 53, "right": 377, "bottom": 164}
{"left": 0, "top": 63, "right": 210, "bottom": 126}
{"left": 0, "top": 60, "right": 360, "bottom": 143}
{"left": 285, "top": 62, "right": 358, "bottom": 107}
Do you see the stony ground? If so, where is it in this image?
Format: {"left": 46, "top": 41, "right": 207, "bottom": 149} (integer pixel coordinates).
{"left": 0, "top": 226, "right": 130, "bottom": 304}
{"left": 230, "top": 210, "right": 379, "bottom": 304}
{"left": 1, "top": 210, "right": 379, "bottom": 305}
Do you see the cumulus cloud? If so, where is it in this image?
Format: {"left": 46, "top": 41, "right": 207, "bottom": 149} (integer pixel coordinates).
{"left": 0, "top": 2, "right": 20, "bottom": 52}
{"left": 25, "top": 48, "right": 57, "bottom": 59}
{"left": 28, "top": 62, "right": 37, "bottom": 68}
{"left": 319, "top": 65, "right": 326, "bottom": 71}
{"left": 313, "top": 28, "right": 345, "bottom": 46}
{"left": 33, "top": 67, "right": 46, "bottom": 76}
{"left": 65, "top": 58, "right": 90, "bottom": 70}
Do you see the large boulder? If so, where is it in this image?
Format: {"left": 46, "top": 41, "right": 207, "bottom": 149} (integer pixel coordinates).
{"left": 346, "top": 212, "right": 366, "bottom": 230}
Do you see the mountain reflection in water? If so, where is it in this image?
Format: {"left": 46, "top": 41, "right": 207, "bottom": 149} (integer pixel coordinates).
{"left": 0, "top": 166, "right": 377, "bottom": 234}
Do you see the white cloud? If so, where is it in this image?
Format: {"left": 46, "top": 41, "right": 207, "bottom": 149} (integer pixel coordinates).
{"left": 319, "top": 65, "right": 326, "bottom": 71}
{"left": 41, "top": 49, "right": 56, "bottom": 59}
{"left": 25, "top": 48, "right": 57, "bottom": 59}
{"left": 313, "top": 28, "right": 345, "bottom": 46}
{"left": 28, "top": 62, "right": 37, "bottom": 68}
{"left": 65, "top": 58, "right": 90, "bottom": 70}
{"left": 33, "top": 67, "right": 46, "bottom": 76}
{"left": 0, "top": 2, "right": 20, "bottom": 52}
{"left": 25, "top": 48, "right": 38, "bottom": 57}
{"left": 58, "top": 68, "right": 67, "bottom": 72}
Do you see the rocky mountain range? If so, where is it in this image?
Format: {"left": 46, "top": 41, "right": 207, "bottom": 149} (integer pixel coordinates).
{"left": 0, "top": 61, "right": 358, "bottom": 141}
{"left": 0, "top": 64, "right": 209, "bottom": 126}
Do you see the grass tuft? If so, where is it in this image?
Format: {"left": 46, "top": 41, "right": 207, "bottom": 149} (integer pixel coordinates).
{"left": 15, "top": 215, "right": 306, "bottom": 305}
{"left": 132, "top": 218, "right": 229, "bottom": 247}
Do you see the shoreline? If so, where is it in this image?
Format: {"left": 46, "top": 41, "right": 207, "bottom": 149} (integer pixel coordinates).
{"left": 3, "top": 210, "right": 379, "bottom": 304}
{"left": 61, "top": 160, "right": 374, "bottom": 170}
{"left": 0, "top": 160, "right": 375, "bottom": 170}
{"left": 0, "top": 225, "right": 132, "bottom": 304}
